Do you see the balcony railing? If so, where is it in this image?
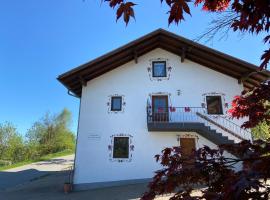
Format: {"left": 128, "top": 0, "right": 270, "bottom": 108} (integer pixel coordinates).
{"left": 146, "top": 106, "right": 251, "bottom": 141}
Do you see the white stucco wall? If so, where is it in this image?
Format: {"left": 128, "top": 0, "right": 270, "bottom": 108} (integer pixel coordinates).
{"left": 73, "top": 48, "right": 248, "bottom": 186}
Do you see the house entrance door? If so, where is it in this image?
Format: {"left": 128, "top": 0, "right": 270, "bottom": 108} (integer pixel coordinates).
{"left": 180, "top": 138, "right": 196, "bottom": 167}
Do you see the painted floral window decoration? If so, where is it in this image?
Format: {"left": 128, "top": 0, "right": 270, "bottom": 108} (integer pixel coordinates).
{"left": 108, "top": 134, "right": 134, "bottom": 162}
{"left": 202, "top": 92, "right": 228, "bottom": 115}
{"left": 184, "top": 107, "right": 191, "bottom": 112}
{"left": 169, "top": 106, "right": 176, "bottom": 112}
{"left": 107, "top": 94, "right": 126, "bottom": 114}
{"left": 147, "top": 58, "right": 172, "bottom": 81}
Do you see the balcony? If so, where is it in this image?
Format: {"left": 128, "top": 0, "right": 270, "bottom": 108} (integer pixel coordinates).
{"left": 146, "top": 106, "right": 250, "bottom": 142}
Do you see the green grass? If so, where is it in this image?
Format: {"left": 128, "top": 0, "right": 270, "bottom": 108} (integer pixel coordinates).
{"left": 0, "top": 149, "right": 74, "bottom": 171}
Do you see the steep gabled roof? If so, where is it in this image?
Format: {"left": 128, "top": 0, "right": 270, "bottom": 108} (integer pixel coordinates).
{"left": 58, "top": 29, "right": 270, "bottom": 97}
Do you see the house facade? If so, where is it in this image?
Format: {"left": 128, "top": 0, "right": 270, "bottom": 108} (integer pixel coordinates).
{"left": 58, "top": 29, "right": 270, "bottom": 191}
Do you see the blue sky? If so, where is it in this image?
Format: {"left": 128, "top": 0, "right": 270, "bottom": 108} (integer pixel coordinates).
{"left": 0, "top": 0, "right": 266, "bottom": 136}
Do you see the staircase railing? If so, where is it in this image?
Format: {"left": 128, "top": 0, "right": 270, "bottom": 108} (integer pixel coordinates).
{"left": 196, "top": 112, "right": 248, "bottom": 140}
{"left": 146, "top": 106, "right": 251, "bottom": 141}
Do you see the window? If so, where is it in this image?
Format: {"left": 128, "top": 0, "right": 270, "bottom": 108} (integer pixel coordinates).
{"left": 111, "top": 96, "right": 122, "bottom": 111}
{"left": 206, "top": 96, "right": 223, "bottom": 115}
{"left": 113, "top": 137, "right": 129, "bottom": 159}
{"left": 152, "top": 61, "right": 166, "bottom": 77}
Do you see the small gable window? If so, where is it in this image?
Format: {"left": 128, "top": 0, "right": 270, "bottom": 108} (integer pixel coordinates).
{"left": 113, "top": 137, "right": 129, "bottom": 159}
{"left": 111, "top": 96, "right": 122, "bottom": 111}
{"left": 206, "top": 96, "right": 223, "bottom": 115}
{"left": 152, "top": 61, "right": 166, "bottom": 77}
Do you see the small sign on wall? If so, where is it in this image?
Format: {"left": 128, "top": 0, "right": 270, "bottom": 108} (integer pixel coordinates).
{"left": 87, "top": 133, "right": 102, "bottom": 141}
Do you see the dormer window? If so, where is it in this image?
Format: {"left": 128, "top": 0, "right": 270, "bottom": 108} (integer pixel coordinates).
{"left": 111, "top": 96, "right": 122, "bottom": 111}
{"left": 206, "top": 96, "right": 223, "bottom": 115}
{"left": 152, "top": 61, "right": 166, "bottom": 77}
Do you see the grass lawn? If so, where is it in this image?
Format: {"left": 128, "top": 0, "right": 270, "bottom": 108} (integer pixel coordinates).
{"left": 0, "top": 149, "right": 74, "bottom": 171}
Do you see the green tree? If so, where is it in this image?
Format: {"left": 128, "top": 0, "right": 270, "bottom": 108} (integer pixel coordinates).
{"left": 26, "top": 108, "right": 75, "bottom": 157}
{"left": 0, "top": 122, "right": 25, "bottom": 163}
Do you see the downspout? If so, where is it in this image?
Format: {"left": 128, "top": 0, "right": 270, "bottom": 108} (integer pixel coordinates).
{"left": 67, "top": 89, "right": 81, "bottom": 185}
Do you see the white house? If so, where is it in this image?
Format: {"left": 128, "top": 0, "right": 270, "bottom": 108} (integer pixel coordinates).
{"left": 58, "top": 29, "right": 270, "bottom": 191}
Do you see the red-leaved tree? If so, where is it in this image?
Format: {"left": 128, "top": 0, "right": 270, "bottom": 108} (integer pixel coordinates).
{"left": 229, "top": 81, "right": 270, "bottom": 129}
{"left": 141, "top": 139, "right": 270, "bottom": 199}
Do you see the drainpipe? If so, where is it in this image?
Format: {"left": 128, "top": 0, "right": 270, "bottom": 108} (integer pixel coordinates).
{"left": 67, "top": 90, "right": 81, "bottom": 185}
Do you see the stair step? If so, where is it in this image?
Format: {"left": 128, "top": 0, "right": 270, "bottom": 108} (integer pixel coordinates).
{"left": 147, "top": 122, "right": 238, "bottom": 146}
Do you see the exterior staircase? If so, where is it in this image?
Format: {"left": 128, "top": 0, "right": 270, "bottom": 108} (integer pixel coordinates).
{"left": 148, "top": 122, "right": 235, "bottom": 145}
{"left": 146, "top": 106, "right": 251, "bottom": 145}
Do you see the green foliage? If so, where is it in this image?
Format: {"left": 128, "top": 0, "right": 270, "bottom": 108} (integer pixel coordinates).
{"left": 0, "top": 122, "right": 25, "bottom": 163}
{"left": 252, "top": 121, "right": 270, "bottom": 140}
{"left": 0, "top": 149, "right": 73, "bottom": 171}
{"left": 0, "top": 108, "right": 75, "bottom": 167}
{"left": 26, "top": 108, "right": 75, "bottom": 158}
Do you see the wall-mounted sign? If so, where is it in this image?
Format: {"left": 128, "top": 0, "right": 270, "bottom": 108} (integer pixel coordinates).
{"left": 88, "top": 133, "right": 102, "bottom": 140}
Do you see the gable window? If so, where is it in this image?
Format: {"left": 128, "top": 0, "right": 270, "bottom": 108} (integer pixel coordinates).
{"left": 111, "top": 96, "right": 122, "bottom": 111}
{"left": 152, "top": 61, "right": 166, "bottom": 77}
{"left": 206, "top": 96, "right": 223, "bottom": 115}
{"left": 113, "top": 137, "right": 129, "bottom": 159}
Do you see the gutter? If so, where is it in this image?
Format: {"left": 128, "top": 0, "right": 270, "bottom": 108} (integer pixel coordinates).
{"left": 68, "top": 90, "right": 79, "bottom": 98}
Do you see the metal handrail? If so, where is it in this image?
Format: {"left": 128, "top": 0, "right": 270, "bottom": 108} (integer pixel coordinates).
{"left": 146, "top": 106, "right": 251, "bottom": 140}
{"left": 196, "top": 112, "right": 247, "bottom": 140}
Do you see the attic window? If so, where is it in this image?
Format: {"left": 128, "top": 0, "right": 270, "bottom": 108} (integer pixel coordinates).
{"left": 152, "top": 61, "right": 166, "bottom": 77}
{"left": 206, "top": 96, "right": 223, "bottom": 115}
{"left": 111, "top": 96, "right": 122, "bottom": 111}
